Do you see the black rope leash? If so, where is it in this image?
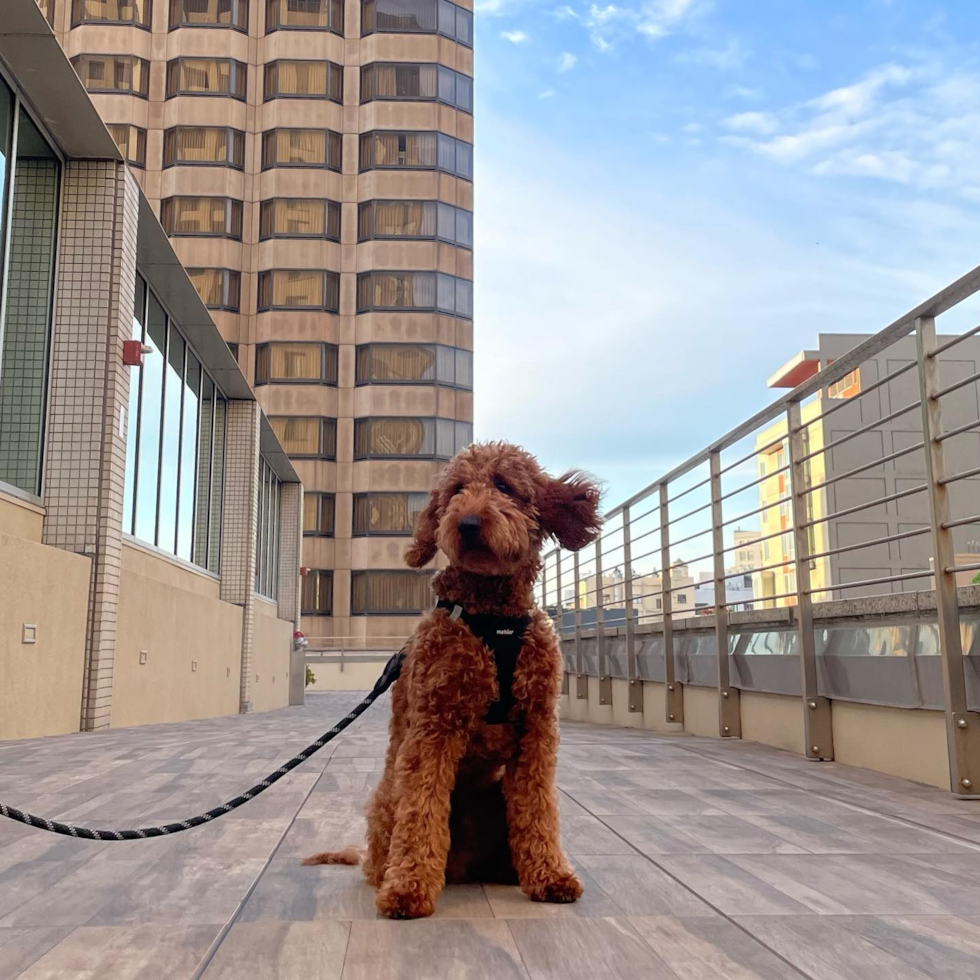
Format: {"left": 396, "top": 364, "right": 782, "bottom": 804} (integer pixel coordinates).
{"left": 0, "top": 649, "right": 406, "bottom": 842}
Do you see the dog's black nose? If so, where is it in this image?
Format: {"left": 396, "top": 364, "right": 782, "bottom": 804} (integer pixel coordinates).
{"left": 458, "top": 515, "right": 482, "bottom": 539}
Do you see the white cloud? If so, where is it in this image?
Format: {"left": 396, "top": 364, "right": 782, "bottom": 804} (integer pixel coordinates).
{"left": 552, "top": 4, "right": 579, "bottom": 17}
{"left": 584, "top": 0, "right": 709, "bottom": 51}
{"left": 675, "top": 39, "right": 750, "bottom": 71}
{"left": 558, "top": 51, "right": 579, "bottom": 72}
{"left": 724, "top": 111, "right": 779, "bottom": 135}
{"left": 501, "top": 29, "right": 530, "bottom": 44}
{"left": 538, "top": 89, "right": 556, "bottom": 99}
{"left": 728, "top": 85, "right": 762, "bottom": 101}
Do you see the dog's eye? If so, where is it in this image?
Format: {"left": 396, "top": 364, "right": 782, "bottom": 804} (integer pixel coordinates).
{"left": 494, "top": 478, "right": 514, "bottom": 496}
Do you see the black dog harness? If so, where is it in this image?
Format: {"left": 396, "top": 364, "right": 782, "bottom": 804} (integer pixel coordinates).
{"left": 436, "top": 599, "right": 532, "bottom": 723}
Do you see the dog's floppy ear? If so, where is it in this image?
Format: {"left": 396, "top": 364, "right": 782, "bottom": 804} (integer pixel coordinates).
{"left": 536, "top": 471, "right": 602, "bottom": 552}
{"left": 405, "top": 489, "right": 441, "bottom": 568}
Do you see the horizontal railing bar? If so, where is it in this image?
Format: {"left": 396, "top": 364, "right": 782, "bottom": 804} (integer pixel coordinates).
{"left": 632, "top": 589, "right": 664, "bottom": 603}
{"left": 947, "top": 561, "right": 980, "bottom": 574}
{"left": 936, "top": 417, "right": 980, "bottom": 442}
{"left": 626, "top": 502, "right": 661, "bottom": 528}
{"left": 674, "top": 549, "right": 715, "bottom": 566}
{"left": 802, "top": 483, "right": 927, "bottom": 527}
{"left": 943, "top": 514, "right": 980, "bottom": 530}
{"left": 796, "top": 361, "right": 918, "bottom": 430}
{"left": 604, "top": 261, "right": 980, "bottom": 521}
{"left": 629, "top": 525, "right": 661, "bottom": 549}
{"left": 627, "top": 545, "right": 661, "bottom": 567}
{"left": 721, "top": 500, "right": 772, "bottom": 527}
{"left": 666, "top": 476, "right": 711, "bottom": 505}
{"left": 721, "top": 526, "right": 791, "bottom": 554}
{"left": 667, "top": 581, "right": 697, "bottom": 593}
{"left": 721, "top": 559, "right": 789, "bottom": 579}
{"left": 807, "top": 569, "right": 931, "bottom": 595}
{"left": 669, "top": 525, "right": 714, "bottom": 549}
{"left": 720, "top": 434, "right": 788, "bottom": 475}
{"left": 798, "top": 399, "right": 921, "bottom": 462}
{"left": 720, "top": 464, "right": 790, "bottom": 502}
{"left": 804, "top": 525, "right": 930, "bottom": 562}
{"left": 804, "top": 442, "right": 924, "bottom": 494}
{"left": 741, "top": 590, "right": 798, "bottom": 605}
{"left": 932, "top": 368, "right": 980, "bottom": 401}
{"left": 929, "top": 322, "right": 980, "bottom": 358}
{"left": 939, "top": 465, "right": 980, "bottom": 486}
{"left": 667, "top": 499, "right": 713, "bottom": 526}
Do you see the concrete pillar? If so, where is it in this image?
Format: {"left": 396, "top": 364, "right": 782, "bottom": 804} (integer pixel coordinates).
{"left": 42, "top": 162, "right": 139, "bottom": 732}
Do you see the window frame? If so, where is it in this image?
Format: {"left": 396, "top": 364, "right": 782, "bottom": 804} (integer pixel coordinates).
{"left": 357, "top": 199, "right": 473, "bottom": 248}
{"left": 165, "top": 57, "right": 248, "bottom": 101}
{"left": 254, "top": 342, "right": 339, "bottom": 386}
{"left": 353, "top": 417, "right": 473, "bottom": 461}
{"left": 268, "top": 416, "right": 338, "bottom": 460}
{"left": 162, "top": 126, "right": 247, "bottom": 170}
{"left": 358, "top": 130, "right": 473, "bottom": 180}
{"left": 107, "top": 123, "right": 148, "bottom": 168}
{"left": 350, "top": 569, "right": 435, "bottom": 616}
{"left": 70, "top": 54, "right": 151, "bottom": 99}
{"left": 259, "top": 197, "right": 341, "bottom": 241}
{"left": 355, "top": 343, "right": 472, "bottom": 390}
{"left": 356, "top": 271, "right": 473, "bottom": 318}
{"left": 261, "top": 127, "right": 343, "bottom": 172}
{"left": 359, "top": 63, "right": 473, "bottom": 112}
{"left": 169, "top": 0, "right": 250, "bottom": 31}
{"left": 186, "top": 268, "right": 241, "bottom": 312}
{"left": 352, "top": 491, "right": 430, "bottom": 537}
{"left": 263, "top": 59, "right": 344, "bottom": 103}
{"left": 160, "top": 196, "right": 244, "bottom": 240}
{"left": 301, "top": 568, "right": 334, "bottom": 616}
{"left": 71, "top": 0, "right": 152, "bottom": 29}
{"left": 303, "top": 492, "right": 336, "bottom": 538}
{"left": 266, "top": 0, "right": 344, "bottom": 35}
{"left": 360, "top": 0, "right": 473, "bottom": 47}
{"left": 257, "top": 269, "right": 341, "bottom": 313}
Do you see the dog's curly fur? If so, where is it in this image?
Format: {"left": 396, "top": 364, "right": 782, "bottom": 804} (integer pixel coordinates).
{"left": 303, "top": 442, "right": 601, "bottom": 919}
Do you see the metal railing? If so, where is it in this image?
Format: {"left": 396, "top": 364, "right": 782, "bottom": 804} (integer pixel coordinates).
{"left": 538, "top": 264, "right": 980, "bottom": 797}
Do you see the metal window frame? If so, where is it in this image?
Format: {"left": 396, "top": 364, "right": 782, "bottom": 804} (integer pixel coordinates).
{"left": 168, "top": 0, "right": 250, "bottom": 32}
{"left": 353, "top": 341, "right": 473, "bottom": 389}
{"left": 260, "top": 127, "right": 342, "bottom": 172}
{"left": 160, "top": 195, "right": 244, "bottom": 240}
{"left": 162, "top": 126, "right": 246, "bottom": 170}
{"left": 351, "top": 490, "right": 429, "bottom": 537}
{"left": 258, "top": 197, "right": 342, "bottom": 242}
{"left": 263, "top": 59, "right": 344, "bottom": 103}
{"left": 165, "top": 57, "right": 248, "bottom": 101}
{"left": 256, "top": 269, "right": 341, "bottom": 313}
{"left": 254, "top": 341, "right": 339, "bottom": 386}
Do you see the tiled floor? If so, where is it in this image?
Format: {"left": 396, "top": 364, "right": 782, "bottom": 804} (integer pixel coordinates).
{"left": 2, "top": 693, "right": 980, "bottom": 979}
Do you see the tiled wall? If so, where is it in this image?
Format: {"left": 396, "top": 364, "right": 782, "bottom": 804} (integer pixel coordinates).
{"left": 278, "top": 482, "right": 303, "bottom": 626}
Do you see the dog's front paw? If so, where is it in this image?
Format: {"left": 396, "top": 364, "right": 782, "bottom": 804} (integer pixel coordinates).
{"left": 376, "top": 881, "right": 436, "bottom": 919}
{"left": 526, "top": 869, "right": 584, "bottom": 904}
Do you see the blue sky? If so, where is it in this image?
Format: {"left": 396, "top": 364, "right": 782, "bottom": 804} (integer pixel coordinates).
{"left": 472, "top": 0, "right": 980, "bottom": 508}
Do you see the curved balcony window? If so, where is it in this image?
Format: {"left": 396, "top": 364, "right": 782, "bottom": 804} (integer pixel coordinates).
{"left": 107, "top": 124, "right": 147, "bottom": 167}
{"left": 303, "top": 493, "right": 336, "bottom": 536}
{"left": 267, "top": 0, "right": 343, "bottom": 33}
{"left": 351, "top": 570, "right": 434, "bottom": 615}
{"left": 355, "top": 344, "right": 472, "bottom": 389}
{"left": 166, "top": 58, "right": 247, "bottom": 100}
{"left": 72, "top": 0, "right": 151, "bottom": 28}
{"left": 269, "top": 416, "right": 337, "bottom": 458}
{"left": 255, "top": 342, "right": 338, "bottom": 385}
{"left": 302, "top": 569, "right": 333, "bottom": 615}
{"left": 161, "top": 197, "right": 243, "bottom": 239}
{"left": 264, "top": 60, "right": 343, "bottom": 102}
{"left": 361, "top": 0, "right": 472, "bottom": 47}
{"left": 259, "top": 198, "right": 341, "bottom": 241}
{"left": 353, "top": 417, "right": 472, "bottom": 460}
{"left": 359, "top": 130, "right": 472, "bottom": 180}
{"left": 356, "top": 271, "right": 472, "bottom": 318}
{"left": 187, "top": 268, "right": 241, "bottom": 312}
{"left": 353, "top": 492, "right": 428, "bottom": 536}
{"left": 261, "top": 128, "right": 342, "bottom": 170}
{"left": 71, "top": 55, "right": 149, "bottom": 98}
{"left": 358, "top": 200, "right": 472, "bottom": 248}
{"left": 169, "top": 0, "right": 248, "bottom": 29}
{"left": 360, "top": 63, "right": 472, "bottom": 112}
{"left": 163, "top": 127, "right": 245, "bottom": 169}
{"left": 257, "top": 270, "right": 340, "bottom": 312}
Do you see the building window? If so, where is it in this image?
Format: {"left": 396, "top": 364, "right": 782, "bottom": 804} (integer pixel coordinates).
{"left": 123, "top": 276, "right": 227, "bottom": 569}
{"left": 0, "top": 101, "right": 60, "bottom": 497}
{"left": 267, "top": 0, "right": 343, "bottom": 33}
{"left": 228, "top": 342, "right": 239, "bottom": 363}
{"left": 107, "top": 124, "right": 147, "bottom": 168}
{"left": 187, "top": 269, "right": 241, "bottom": 312}
{"left": 355, "top": 344, "right": 472, "bottom": 389}
{"left": 360, "top": 64, "right": 472, "bottom": 112}
{"left": 262, "top": 129, "right": 342, "bottom": 170}
{"left": 828, "top": 368, "right": 861, "bottom": 400}
{"left": 161, "top": 197, "right": 243, "bottom": 239}
{"left": 361, "top": 0, "right": 472, "bottom": 46}
{"left": 359, "top": 131, "right": 472, "bottom": 179}
{"left": 36, "top": 0, "right": 56, "bottom": 23}
{"left": 270, "top": 416, "right": 337, "bottom": 458}
{"left": 71, "top": 55, "right": 150, "bottom": 98}
{"left": 163, "top": 127, "right": 246, "bottom": 169}
{"left": 358, "top": 200, "right": 472, "bottom": 248}
{"left": 351, "top": 570, "right": 434, "bottom": 615}
{"left": 353, "top": 417, "right": 472, "bottom": 460}
{"left": 255, "top": 343, "right": 338, "bottom": 385}
{"left": 255, "top": 456, "right": 282, "bottom": 600}
{"left": 259, "top": 198, "right": 340, "bottom": 241}
{"left": 72, "top": 0, "right": 152, "bottom": 28}
{"left": 170, "top": 0, "right": 248, "bottom": 29}
{"left": 303, "top": 493, "right": 335, "bottom": 536}
{"left": 166, "top": 58, "right": 247, "bottom": 100}
{"left": 302, "top": 569, "right": 333, "bottom": 616}
{"left": 257, "top": 270, "right": 340, "bottom": 312}
{"left": 264, "top": 60, "right": 343, "bottom": 102}
{"left": 353, "top": 492, "right": 428, "bottom": 535}
{"left": 356, "top": 272, "right": 473, "bottom": 318}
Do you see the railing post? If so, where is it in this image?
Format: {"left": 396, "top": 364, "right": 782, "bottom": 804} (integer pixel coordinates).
{"left": 621, "top": 505, "right": 641, "bottom": 712}
{"left": 787, "top": 401, "right": 834, "bottom": 761}
{"left": 574, "top": 550, "right": 587, "bottom": 699}
{"left": 710, "top": 451, "right": 740, "bottom": 738}
{"left": 660, "top": 484, "right": 683, "bottom": 724}
{"left": 555, "top": 550, "right": 567, "bottom": 696}
{"left": 916, "top": 315, "right": 980, "bottom": 798}
{"left": 594, "top": 532, "right": 611, "bottom": 706}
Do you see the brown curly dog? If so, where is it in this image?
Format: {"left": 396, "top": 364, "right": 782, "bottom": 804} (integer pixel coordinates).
{"left": 303, "top": 442, "right": 601, "bottom": 919}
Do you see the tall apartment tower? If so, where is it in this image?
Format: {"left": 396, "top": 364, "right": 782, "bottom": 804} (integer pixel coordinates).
{"left": 48, "top": 0, "right": 475, "bottom": 647}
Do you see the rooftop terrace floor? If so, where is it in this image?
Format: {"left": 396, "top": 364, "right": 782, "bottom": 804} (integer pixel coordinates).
{"left": 2, "top": 693, "right": 980, "bottom": 979}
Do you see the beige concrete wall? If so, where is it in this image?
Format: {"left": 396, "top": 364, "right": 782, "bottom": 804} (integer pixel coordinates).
{"left": 682, "top": 685, "right": 720, "bottom": 738}
{"left": 640, "top": 681, "right": 686, "bottom": 735}
{"left": 0, "top": 490, "right": 43, "bottom": 542}
{"left": 832, "top": 701, "right": 950, "bottom": 790}
{"left": 307, "top": 658, "right": 387, "bottom": 692}
{"left": 252, "top": 597, "right": 293, "bottom": 713}
{"left": 740, "top": 691, "right": 806, "bottom": 755}
{"left": 112, "top": 543, "right": 243, "bottom": 728}
{"left": 0, "top": 534, "right": 90, "bottom": 740}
